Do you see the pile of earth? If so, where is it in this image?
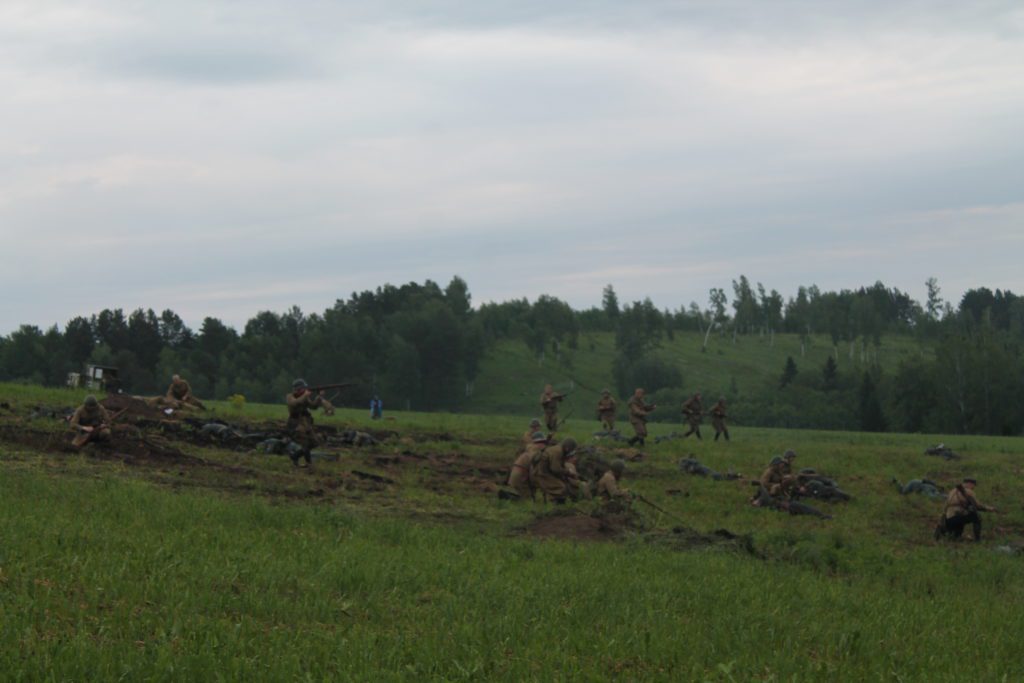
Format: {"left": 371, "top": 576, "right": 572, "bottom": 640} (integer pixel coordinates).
{"left": 100, "top": 395, "right": 176, "bottom": 421}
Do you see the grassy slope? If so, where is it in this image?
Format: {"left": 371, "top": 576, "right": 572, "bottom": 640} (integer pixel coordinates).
{"left": 1, "top": 383, "right": 1022, "bottom": 680}
{"left": 470, "top": 331, "right": 928, "bottom": 417}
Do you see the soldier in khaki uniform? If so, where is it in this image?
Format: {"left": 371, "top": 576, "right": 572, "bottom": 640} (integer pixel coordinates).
{"left": 286, "top": 379, "right": 326, "bottom": 467}
{"left": 596, "top": 390, "right": 617, "bottom": 432}
{"left": 710, "top": 398, "right": 729, "bottom": 441}
{"left": 508, "top": 432, "right": 547, "bottom": 499}
{"left": 69, "top": 395, "right": 113, "bottom": 447}
{"left": 627, "top": 388, "right": 657, "bottom": 447}
{"left": 167, "top": 374, "right": 206, "bottom": 410}
{"left": 759, "top": 456, "right": 787, "bottom": 497}
{"left": 522, "top": 418, "right": 543, "bottom": 450}
{"left": 564, "top": 448, "right": 591, "bottom": 500}
{"left": 540, "top": 384, "right": 565, "bottom": 432}
{"left": 680, "top": 392, "right": 703, "bottom": 439}
{"left": 596, "top": 460, "right": 631, "bottom": 501}
{"left": 935, "top": 478, "right": 997, "bottom": 541}
{"left": 530, "top": 437, "right": 577, "bottom": 503}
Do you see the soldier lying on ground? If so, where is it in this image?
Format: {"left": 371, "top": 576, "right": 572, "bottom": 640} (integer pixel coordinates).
{"left": 334, "top": 430, "right": 377, "bottom": 447}
{"left": 749, "top": 483, "right": 832, "bottom": 519}
{"left": 892, "top": 477, "right": 944, "bottom": 499}
{"left": 924, "top": 443, "right": 960, "bottom": 460}
{"left": 678, "top": 457, "right": 742, "bottom": 481}
{"left": 593, "top": 429, "right": 628, "bottom": 442}
{"left": 69, "top": 395, "right": 112, "bottom": 448}
{"left": 794, "top": 469, "right": 851, "bottom": 502}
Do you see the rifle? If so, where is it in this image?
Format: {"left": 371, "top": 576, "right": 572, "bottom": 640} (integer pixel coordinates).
{"left": 555, "top": 409, "right": 575, "bottom": 431}
{"left": 309, "top": 383, "right": 352, "bottom": 393}
{"left": 636, "top": 494, "right": 688, "bottom": 525}
{"left": 72, "top": 407, "right": 128, "bottom": 448}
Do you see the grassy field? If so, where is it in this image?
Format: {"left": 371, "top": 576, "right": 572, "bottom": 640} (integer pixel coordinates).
{"left": 470, "top": 331, "right": 928, "bottom": 417}
{"left": 1, "top": 382, "right": 1022, "bottom": 681}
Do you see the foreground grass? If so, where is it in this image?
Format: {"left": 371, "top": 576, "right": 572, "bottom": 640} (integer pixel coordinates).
{"left": 2, "top": 469, "right": 1023, "bottom": 682}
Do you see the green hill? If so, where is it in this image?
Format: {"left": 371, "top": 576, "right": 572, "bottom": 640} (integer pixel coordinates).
{"left": 470, "top": 330, "right": 929, "bottom": 419}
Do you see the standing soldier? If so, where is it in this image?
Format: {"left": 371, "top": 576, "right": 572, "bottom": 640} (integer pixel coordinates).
{"left": 530, "top": 437, "right": 578, "bottom": 503}
{"left": 69, "top": 395, "right": 113, "bottom": 448}
{"left": 285, "top": 379, "right": 326, "bottom": 468}
{"left": 627, "top": 388, "right": 657, "bottom": 447}
{"left": 935, "top": 478, "right": 997, "bottom": 542}
{"left": 167, "top": 374, "right": 206, "bottom": 410}
{"left": 680, "top": 392, "right": 703, "bottom": 440}
{"left": 596, "top": 389, "right": 617, "bottom": 432}
{"left": 710, "top": 397, "right": 729, "bottom": 442}
{"left": 540, "top": 384, "right": 566, "bottom": 432}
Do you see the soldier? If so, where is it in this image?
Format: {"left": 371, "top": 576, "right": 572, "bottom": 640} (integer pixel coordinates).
{"left": 540, "top": 384, "right": 566, "bottom": 432}
{"left": 530, "top": 437, "right": 578, "bottom": 503}
{"left": 285, "top": 379, "right": 327, "bottom": 467}
{"left": 69, "top": 395, "right": 113, "bottom": 448}
{"left": 627, "top": 388, "right": 657, "bottom": 447}
{"left": 935, "top": 478, "right": 997, "bottom": 542}
{"left": 750, "top": 483, "right": 832, "bottom": 519}
{"left": 710, "top": 398, "right": 729, "bottom": 442}
{"left": 564, "top": 448, "right": 591, "bottom": 501}
{"left": 680, "top": 392, "right": 703, "bottom": 439}
{"left": 596, "top": 389, "right": 617, "bottom": 432}
{"left": 678, "top": 457, "right": 742, "bottom": 481}
{"left": 892, "top": 477, "right": 944, "bottom": 499}
{"left": 596, "top": 459, "right": 632, "bottom": 501}
{"left": 759, "top": 456, "right": 787, "bottom": 496}
{"left": 522, "top": 418, "right": 543, "bottom": 449}
{"left": 508, "top": 431, "right": 547, "bottom": 499}
{"left": 780, "top": 449, "right": 797, "bottom": 475}
{"left": 167, "top": 374, "right": 206, "bottom": 410}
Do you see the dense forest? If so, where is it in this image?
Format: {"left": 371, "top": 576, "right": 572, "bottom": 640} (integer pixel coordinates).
{"left": 2, "top": 276, "right": 1023, "bottom": 436}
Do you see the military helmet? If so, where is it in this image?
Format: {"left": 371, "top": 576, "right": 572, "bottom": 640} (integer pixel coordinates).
{"left": 529, "top": 418, "right": 541, "bottom": 428}
{"left": 602, "top": 388, "right": 610, "bottom": 395}
{"left": 292, "top": 379, "right": 308, "bottom": 390}
{"left": 84, "top": 395, "right": 98, "bottom": 407}
{"left": 963, "top": 477, "right": 978, "bottom": 485}
{"left": 531, "top": 431, "right": 547, "bottom": 442}
{"left": 783, "top": 449, "right": 797, "bottom": 460}
{"left": 770, "top": 456, "right": 784, "bottom": 466}
{"left": 561, "top": 437, "right": 578, "bottom": 454}
{"left": 610, "top": 459, "right": 626, "bottom": 474}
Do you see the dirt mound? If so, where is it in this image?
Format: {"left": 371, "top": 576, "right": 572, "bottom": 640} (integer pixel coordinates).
{"left": 526, "top": 512, "right": 635, "bottom": 542}
{"left": 0, "top": 423, "right": 203, "bottom": 466}
{"left": 100, "top": 395, "right": 175, "bottom": 421}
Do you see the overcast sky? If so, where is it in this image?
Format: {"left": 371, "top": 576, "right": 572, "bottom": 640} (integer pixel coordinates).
{"left": 2, "top": 0, "right": 1022, "bottom": 333}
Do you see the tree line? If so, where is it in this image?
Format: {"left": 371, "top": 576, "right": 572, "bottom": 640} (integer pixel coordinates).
{"left": 1, "top": 276, "right": 1022, "bottom": 435}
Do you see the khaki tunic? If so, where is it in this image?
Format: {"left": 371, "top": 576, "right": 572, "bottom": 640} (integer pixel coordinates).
{"left": 710, "top": 403, "right": 727, "bottom": 432}
{"left": 628, "top": 396, "right": 654, "bottom": 438}
{"left": 168, "top": 378, "right": 193, "bottom": 401}
{"left": 596, "top": 396, "right": 616, "bottom": 430}
{"left": 286, "top": 390, "right": 324, "bottom": 450}
{"left": 944, "top": 486, "right": 991, "bottom": 519}
{"left": 565, "top": 461, "right": 590, "bottom": 500}
{"left": 540, "top": 391, "right": 561, "bottom": 431}
{"left": 596, "top": 471, "right": 628, "bottom": 500}
{"left": 531, "top": 444, "right": 570, "bottom": 499}
{"left": 508, "top": 446, "right": 540, "bottom": 496}
{"left": 69, "top": 404, "right": 112, "bottom": 442}
{"left": 760, "top": 465, "right": 784, "bottom": 491}
{"left": 681, "top": 396, "right": 703, "bottom": 427}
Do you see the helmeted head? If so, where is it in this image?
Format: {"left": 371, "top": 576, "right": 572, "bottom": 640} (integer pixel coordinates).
{"left": 544, "top": 384, "right": 553, "bottom": 393}
{"left": 634, "top": 388, "right": 644, "bottom": 398}
{"left": 561, "top": 437, "right": 578, "bottom": 454}
{"left": 172, "top": 374, "right": 181, "bottom": 382}
{"left": 610, "top": 459, "right": 626, "bottom": 475}
{"left": 602, "top": 389, "right": 610, "bottom": 396}
{"left": 718, "top": 396, "right": 726, "bottom": 405}
{"left": 292, "top": 379, "right": 308, "bottom": 391}
{"left": 963, "top": 477, "right": 978, "bottom": 488}
{"left": 529, "top": 418, "right": 541, "bottom": 429}
{"left": 783, "top": 449, "right": 797, "bottom": 461}
{"left": 770, "top": 456, "right": 784, "bottom": 466}
{"left": 84, "top": 395, "right": 98, "bottom": 407}
{"left": 531, "top": 431, "right": 547, "bottom": 443}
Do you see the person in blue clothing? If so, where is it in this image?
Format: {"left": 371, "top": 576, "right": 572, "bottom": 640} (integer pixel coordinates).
{"left": 370, "top": 396, "right": 383, "bottom": 419}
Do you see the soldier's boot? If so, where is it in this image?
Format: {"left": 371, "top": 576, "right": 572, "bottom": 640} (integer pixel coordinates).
{"left": 714, "top": 431, "right": 721, "bottom": 442}
{"left": 694, "top": 428, "right": 703, "bottom": 441}
{"left": 627, "top": 436, "right": 638, "bottom": 446}
{"left": 723, "top": 429, "right": 730, "bottom": 442}
{"left": 302, "top": 450, "right": 313, "bottom": 468}
{"left": 289, "top": 452, "right": 301, "bottom": 467}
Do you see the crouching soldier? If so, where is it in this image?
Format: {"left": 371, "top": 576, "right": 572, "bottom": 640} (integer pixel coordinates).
{"left": 507, "top": 432, "right": 547, "bottom": 500}
{"left": 935, "top": 478, "right": 997, "bottom": 542}
{"left": 596, "top": 460, "right": 632, "bottom": 503}
{"left": 530, "top": 437, "right": 578, "bottom": 504}
{"left": 69, "top": 395, "right": 112, "bottom": 448}
{"left": 285, "top": 379, "right": 326, "bottom": 467}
